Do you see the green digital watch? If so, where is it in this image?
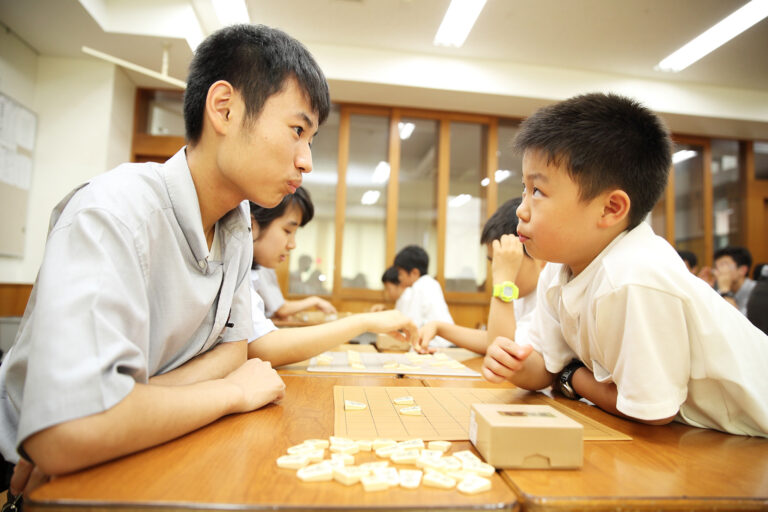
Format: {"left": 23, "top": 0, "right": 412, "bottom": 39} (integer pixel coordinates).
{"left": 492, "top": 281, "right": 519, "bottom": 302}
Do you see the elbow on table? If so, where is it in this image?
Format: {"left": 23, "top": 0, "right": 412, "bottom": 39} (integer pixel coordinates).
{"left": 22, "top": 423, "right": 102, "bottom": 475}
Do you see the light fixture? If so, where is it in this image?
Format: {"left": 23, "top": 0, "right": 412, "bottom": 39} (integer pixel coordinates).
{"left": 657, "top": 0, "right": 768, "bottom": 72}
{"left": 361, "top": 190, "right": 381, "bottom": 205}
{"left": 398, "top": 122, "right": 415, "bottom": 140}
{"left": 318, "top": 274, "right": 327, "bottom": 282}
{"left": 449, "top": 193, "right": 472, "bottom": 208}
{"left": 372, "top": 161, "right": 391, "bottom": 184}
{"left": 494, "top": 169, "right": 511, "bottom": 183}
{"left": 211, "top": 0, "right": 251, "bottom": 26}
{"left": 672, "top": 149, "right": 698, "bottom": 164}
{"left": 480, "top": 177, "right": 490, "bottom": 187}
{"left": 433, "top": 0, "right": 488, "bottom": 48}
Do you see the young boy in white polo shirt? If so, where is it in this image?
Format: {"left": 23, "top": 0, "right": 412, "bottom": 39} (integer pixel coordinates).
{"left": 0, "top": 24, "right": 331, "bottom": 494}
{"left": 482, "top": 93, "right": 768, "bottom": 437}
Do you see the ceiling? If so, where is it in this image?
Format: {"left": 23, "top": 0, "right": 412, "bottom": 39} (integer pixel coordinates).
{"left": 1, "top": 0, "right": 767, "bottom": 93}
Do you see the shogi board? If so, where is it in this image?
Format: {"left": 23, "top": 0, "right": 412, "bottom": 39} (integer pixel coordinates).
{"left": 333, "top": 386, "right": 631, "bottom": 442}
{"left": 307, "top": 351, "right": 480, "bottom": 377}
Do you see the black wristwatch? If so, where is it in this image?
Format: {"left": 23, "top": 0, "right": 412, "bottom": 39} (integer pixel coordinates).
{"left": 556, "top": 360, "right": 585, "bottom": 400}
{"left": 719, "top": 290, "right": 735, "bottom": 299}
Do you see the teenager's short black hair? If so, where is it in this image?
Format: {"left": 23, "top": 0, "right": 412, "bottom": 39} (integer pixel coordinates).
{"left": 249, "top": 186, "right": 314, "bottom": 232}
{"left": 184, "top": 24, "right": 330, "bottom": 145}
{"left": 677, "top": 250, "right": 698, "bottom": 269}
{"left": 394, "top": 245, "right": 429, "bottom": 276}
{"left": 514, "top": 93, "right": 672, "bottom": 229}
{"left": 714, "top": 246, "right": 752, "bottom": 273}
{"left": 480, "top": 198, "right": 522, "bottom": 245}
{"left": 381, "top": 266, "right": 400, "bottom": 285}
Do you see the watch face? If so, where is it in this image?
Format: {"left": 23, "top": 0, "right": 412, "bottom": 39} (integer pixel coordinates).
{"left": 503, "top": 285, "right": 514, "bottom": 296}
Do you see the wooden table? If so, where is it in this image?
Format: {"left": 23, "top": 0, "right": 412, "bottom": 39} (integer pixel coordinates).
{"left": 28, "top": 375, "right": 518, "bottom": 512}
{"left": 26, "top": 351, "right": 768, "bottom": 512}
{"left": 424, "top": 376, "right": 768, "bottom": 512}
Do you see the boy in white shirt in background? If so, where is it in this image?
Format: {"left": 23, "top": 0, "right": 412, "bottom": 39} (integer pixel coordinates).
{"left": 394, "top": 245, "right": 454, "bottom": 347}
{"left": 483, "top": 92, "right": 768, "bottom": 437}
{"left": 414, "top": 198, "right": 545, "bottom": 355}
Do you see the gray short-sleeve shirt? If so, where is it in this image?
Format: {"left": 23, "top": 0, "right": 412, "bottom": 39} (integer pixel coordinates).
{"left": 0, "top": 148, "right": 254, "bottom": 462}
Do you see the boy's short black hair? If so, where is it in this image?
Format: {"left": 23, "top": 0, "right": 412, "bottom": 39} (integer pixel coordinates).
{"left": 394, "top": 245, "right": 429, "bottom": 276}
{"left": 514, "top": 93, "right": 672, "bottom": 229}
{"left": 381, "top": 266, "right": 400, "bottom": 285}
{"left": 250, "top": 186, "right": 314, "bottom": 232}
{"left": 184, "top": 24, "right": 330, "bottom": 145}
{"left": 677, "top": 250, "right": 698, "bottom": 269}
{"left": 714, "top": 246, "right": 752, "bottom": 273}
{"left": 480, "top": 198, "right": 522, "bottom": 245}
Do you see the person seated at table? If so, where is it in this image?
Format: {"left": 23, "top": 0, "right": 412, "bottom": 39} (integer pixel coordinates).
{"left": 482, "top": 93, "right": 768, "bottom": 437}
{"left": 248, "top": 196, "right": 418, "bottom": 366}
{"left": 252, "top": 187, "right": 336, "bottom": 320}
{"left": 394, "top": 245, "right": 454, "bottom": 347}
{"left": 0, "top": 24, "right": 329, "bottom": 490}
{"left": 676, "top": 249, "right": 698, "bottom": 274}
{"left": 414, "top": 198, "right": 545, "bottom": 355}
{"left": 370, "top": 266, "right": 407, "bottom": 312}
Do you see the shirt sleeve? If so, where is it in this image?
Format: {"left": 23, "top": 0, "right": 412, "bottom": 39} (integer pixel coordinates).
{"left": 258, "top": 269, "right": 286, "bottom": 318}
{"left": 529, "top": 264, "right": 577, "bottom": 375}
{"left": 593, "top": 285, "right": 689, "bottom": 421}
{"left": 15, "top": 207, "right": 148, "bottom": 449}
{"left": 221, "top": 271, "right": 254, "bottom": 343}
{"left": 249, "top": 286, "right": 277, "bottom": 341}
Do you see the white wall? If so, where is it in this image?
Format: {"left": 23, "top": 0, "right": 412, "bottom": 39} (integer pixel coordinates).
{"left": 0, "top": 32, "right": 135, "bottom": 283}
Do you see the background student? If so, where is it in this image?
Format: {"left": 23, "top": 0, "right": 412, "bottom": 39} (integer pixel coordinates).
{"left": 414, "top": 198, "right": 545, "bottom": 354}
{"left": 370, "top": 266, "right": 406, "bottom": 312}
{"left": 0, "top": 24, "right": 329, "bottom": 493}
{"left": 393, "top": 245, "right": 454, "bottom": 347}
{"left": 697, "top": 246, "right": 758, "bottom": 315}
{"left": 483, "top": 93, "right": 768, "bottom": 437}
{"left": 247, "top": 196, "right": 418, "bottom": 366}
{"left": 252, "top": 187, "right": 336, "bottom": 320}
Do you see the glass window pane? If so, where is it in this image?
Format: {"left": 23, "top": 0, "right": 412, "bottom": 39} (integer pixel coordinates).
{"left": 497, "top": 120, "right": 524, "bottom": 206}
{"left": 291, "top": 105, "right": 339, "bottom": 295}
{"left": 396, "top": 118, "right": 438, "bottom": 275}
{"left": 341, "top": 113, "right": 389, "bottom": 290}
{"left": 445, "top": 122, "right": 488, "bottom": 293}
{"left": 146, "top": 91, "right": 184, "bottom": 136}
{"left": 673, "top": 143, "right": 706, "bottom": 265}
{"left": 755, "top": 141, "right": 768, "bottom": 180}
{"left": 712, "top": 139, "right": 742, "bottom": 249}
{"left": 648, "top": 191, "right": 667, "bottom": 238}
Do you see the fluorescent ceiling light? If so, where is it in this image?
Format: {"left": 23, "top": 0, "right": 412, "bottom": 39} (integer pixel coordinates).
{"left": 211, "top": 0, "right": 250, "bottom": 26}
{"left": 434, "top": 0, "right": 488, "bottom": 47}
{"left": 361, "top": 190, "right": 381, "bottom": 205}
{"left": 398, "top": 122, "right": 415, "bottom": 140}
{"left": 672, "top": 149, "right": 698, "bottom": 164}
{"left": 372, "top": 161, "right": 391, "bottom": 184}
{"left": 494, "top": 169, "right": 511, "bottom": 183}
{"left": 449, "top": 193, "right": 472, "bottom": 208}
{"left": 657, "top": 0, "right": 768, "bottom": 72}
{"left": 480, "top": 177, "right": 490, "bottom": 187}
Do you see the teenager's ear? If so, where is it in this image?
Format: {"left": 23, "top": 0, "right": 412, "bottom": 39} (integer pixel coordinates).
{"left": 205, "top": 80, "right": 235, "bottom": 136}
{"left": 598, "top": 189, "right": 630, "bottom": 228}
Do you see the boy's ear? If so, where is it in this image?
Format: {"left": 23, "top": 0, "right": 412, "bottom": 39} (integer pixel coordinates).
{"left": 597, "top": 189, "right": 631, "bottom": 229}
{"left": 205, "top": 80, "right": 236, "bottom": 136}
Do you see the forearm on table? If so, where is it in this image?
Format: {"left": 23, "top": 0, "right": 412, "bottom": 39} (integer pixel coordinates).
{"left": 274, "top": 298, "right": 317, "bottom": 318}
{"left": 433, "top": 322, "right": 488, "bottom": 354}
{"left": 571, "top": 368, "right": 675, "bottom": 425}
{"left": 23, "top": 379, "right": 243, "bottom": 476}
{"left": 249, "top": 314, "right": 369, "bottom": 367}
{"left": 149, "top": 340, "right": 247, "bottom": 386}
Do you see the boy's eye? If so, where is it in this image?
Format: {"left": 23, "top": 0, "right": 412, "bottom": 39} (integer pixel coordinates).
{"left": 532, "top": 187, "right": 543, "bottom": 197}
{"left": 294, "top": 126, "right": 304, "bottom": 136}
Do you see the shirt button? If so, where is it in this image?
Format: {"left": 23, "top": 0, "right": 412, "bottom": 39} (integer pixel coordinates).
{"left": 198, "top": 260, "right": 206, "bottom": 269}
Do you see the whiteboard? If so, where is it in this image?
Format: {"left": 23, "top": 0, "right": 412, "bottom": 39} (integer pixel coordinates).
{"left": 0, "top": 92, "right": 36, "bottom": 257}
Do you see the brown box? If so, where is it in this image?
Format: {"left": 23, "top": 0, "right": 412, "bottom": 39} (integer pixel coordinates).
{"left": 469, "top": 403, "right": 583, "bottom": 469}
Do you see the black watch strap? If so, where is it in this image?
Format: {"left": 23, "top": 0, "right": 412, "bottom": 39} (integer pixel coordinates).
{"left": 556, "top": 359, "right": 585, "bottom": 400}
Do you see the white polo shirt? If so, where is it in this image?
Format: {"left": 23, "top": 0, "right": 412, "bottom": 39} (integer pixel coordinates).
{"left": 0, "top": 148, "right": 254, "bottom": 462}
{"left": 398, "top": 275, "right": 454, "bottom": 347}
{"left": 530, "top": 222, "right": 768, "bottom": 437}
{"left": 249, "top": 269, "right": 278, "bottom": 341}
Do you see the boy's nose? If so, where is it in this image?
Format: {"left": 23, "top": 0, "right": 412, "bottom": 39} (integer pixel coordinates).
{"left": 296, "top": 145, "right": 313, "bottom": 173}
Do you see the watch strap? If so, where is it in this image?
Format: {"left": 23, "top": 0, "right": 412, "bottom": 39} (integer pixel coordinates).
{"left": 556, "top": 359, "right": 585, "bottom": 400}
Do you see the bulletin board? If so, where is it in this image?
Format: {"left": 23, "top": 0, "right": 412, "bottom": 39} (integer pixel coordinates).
{"left": 0, "top": 92, "right": 37, "bottom": 257}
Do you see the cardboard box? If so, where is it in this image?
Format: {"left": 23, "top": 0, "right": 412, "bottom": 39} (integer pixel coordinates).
{"left": 469, "top": 403, "right": 583, "bottom": 469}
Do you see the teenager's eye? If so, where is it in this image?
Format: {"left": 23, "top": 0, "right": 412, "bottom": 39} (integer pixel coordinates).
{"left": 293, "top": 126, "right": 304, "bottom": 136}
{"left": 532, "top": 187, "right": 543, "bottom": 197}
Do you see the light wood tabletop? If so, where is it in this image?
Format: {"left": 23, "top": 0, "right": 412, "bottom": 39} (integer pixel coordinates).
{"left": 424, "top": 377, "right": 768, "bottom": 511}
{"left": 27, "top": 375, "right": 519, "bottom": 512}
